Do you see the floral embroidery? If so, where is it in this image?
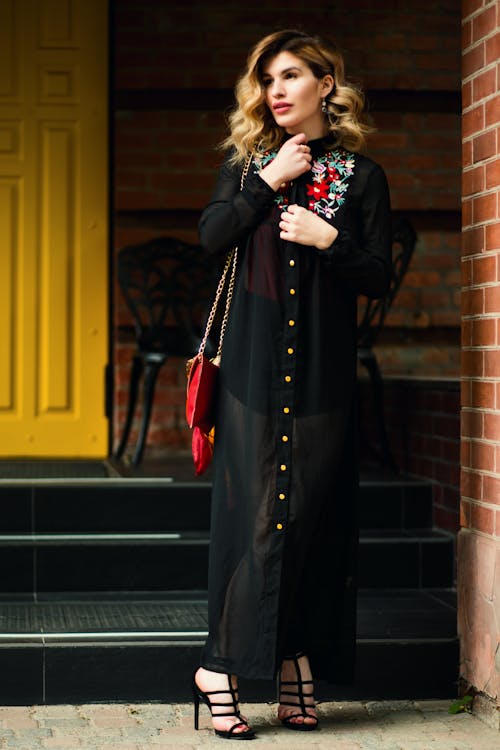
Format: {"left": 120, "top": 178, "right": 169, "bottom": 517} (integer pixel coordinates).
{"left": 254, "top": 147, "right": 355, "bottom": 219}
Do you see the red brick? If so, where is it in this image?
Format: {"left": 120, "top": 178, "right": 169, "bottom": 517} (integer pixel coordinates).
{"left": 460, "top": 497, "right": 471, "bottom": 528}
{"left": 472, "top": 5, "right": 497, "bottom": 44}
{"left": 462, "top": 198, "right": 473, "bottom": 227}
{"left": 461, "top": 468, "right": 482, "bottom": 501}
{"left": 461, "top": 409, "right": 484, "bottom": 439}
{"left": 485, "top": 31, "right": 500, "bottom": 65}
{"left": 463, "top": 164, "right": 485, "bottom": 196}
{"left": 485, "top": 222, "right": 500, "bottom": 251}
{"left": 470, "top": 379, "right": 496, "bottom": 409}
{"left": 485, "top": 94, "right": 500, "bottom": 128}
{"left": 463, "top": 42, "right": 485, "bottom": 78}
{"left": 470, "top": 439, "right": 496, "bottom": 471}
{"left": 485, "top": 158, "right": 500, "bottom": 190}
{"left": 402, "top": 270, "right": 441, "bottom": 287}
{"left": 462, "top": 19, "right": 473, "bottom": 50}
{"left": 483, "top": 474, "right": 500, "bottom": 503}
{"left": 420, "top": 289, "right": 451, "bottom": 308}
{"left": 484, "top": 284, "right": 500, "bottom": 313}
{"left": 461, "top": 287, "right": 484, "bottom": 315}
{"left": 473, "top": 192, "right": 497, "bottom": 223}
{"left": 470, "top": 501, "right": 496, "bottom": 534}
{"left": 461, "top": 438, "right": 472, "bottom": 467}
{"left": 484, "top": 411, "right": 500, "bottom": 441}
{"left": 115, "top": 189, "right": 159, "bottom": 211}
{"left": 462, "top": 226, "right": 485, "bottom": 255}
{"left": 484, "top": 349, "right": 500, "bottom": 377}
{"left": 472, "top": 66, "right": 497, "bottom": 102}
{"left": 463, "top": 104, "right": 485, "bottom": 139}
{"left": 115, "top": 169, "right": 148, "bottom": 188}
{"left": 462, "top": 0, "right": 485, "bottom": 20}
{"left": 472, "top": 316, "right": 497, "bottom": 346}
{"left": 461, "top": 349, "right": 484, "bottom": 377}
{"left": 463, "top": 139, "right": 473, "bottom": 168}
{"left": 472, "top": 254, "right": 497, "bottom": 284}
{"left": 461, "top": 379, "right": 472, "bottom": 407}
{"left": 461, "top": 319, "right": 472, "bottom": 347}
{"left": 444, "top": 269, "right": 462, "bottom": 286}
{"left": 473, "top": 130, "right": 497, "bottom": 163}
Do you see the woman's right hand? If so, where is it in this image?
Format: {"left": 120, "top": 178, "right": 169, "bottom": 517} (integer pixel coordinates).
{"left": 259, "top": 133, "right": 312, "bottom": 191}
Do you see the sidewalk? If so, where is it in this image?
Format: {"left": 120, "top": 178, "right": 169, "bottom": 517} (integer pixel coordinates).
{"left": 0, "top": 700, "right": 498, "bottom": 750}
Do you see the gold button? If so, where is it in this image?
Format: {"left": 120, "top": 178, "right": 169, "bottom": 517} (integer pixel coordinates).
{"left": 281, "top": 435, "right": 289, "bottom": 442}
{"left": 276, "top": 523, "right": 283, "bottom": 530}
{"left": 280, "top": 464, "right": 287, "bottom": 471}
{"left": 288, "top": 319, "right": 295, "bottom": 327}
{"left": 289, "top": 288, "right": 296, "bottom": 295}
{"left": 285, "top": 375, "right": 292, "bottom": 383}
{"left": 289, "top": 259, "right": 295, "bottom": 267}
{"left": 287, "top": 347, "right": 294, "bottom": 355}
{"left": 279, "top": 493, "right": 286, "bottom": 500}
{"left": 283, "top": 407, "right": 290, "bottom": 414}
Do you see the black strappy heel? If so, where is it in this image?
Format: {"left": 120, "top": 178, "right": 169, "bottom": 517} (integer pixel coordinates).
{"left": 192, "top": 670, "right": 256, "bottom": 740}
{"left": 277, "top": 652, "right": 318, "bottom": 731}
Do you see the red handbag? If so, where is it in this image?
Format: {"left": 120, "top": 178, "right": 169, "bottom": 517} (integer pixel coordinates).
{"left": 185, "top": 251, "right": 236, "bottom": 475}
{"left": 191, "top": 426, "right": 215, "bottom": 476}
{"left": 185, "top": 156, "right": 251, "bottom": 476}
{"left": 186, "top": 353, "right": 220, "bottom": 434}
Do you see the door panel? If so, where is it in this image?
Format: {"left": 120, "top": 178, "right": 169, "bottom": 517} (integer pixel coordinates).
{"left": 0, "top": 0, "right": 108, "bottom": 456}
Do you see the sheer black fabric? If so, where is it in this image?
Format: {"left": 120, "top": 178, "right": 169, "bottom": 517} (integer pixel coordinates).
{"left": 198, "top": 138, "right": 392, "bottom": 682}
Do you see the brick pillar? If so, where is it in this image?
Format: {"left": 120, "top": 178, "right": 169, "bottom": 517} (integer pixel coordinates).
{"left": 459, "top": 0, "right": 500, "bottom": 728}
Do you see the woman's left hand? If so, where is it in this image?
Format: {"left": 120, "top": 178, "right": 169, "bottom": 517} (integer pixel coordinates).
{"left": 279, "top": 204, "right": 339, "bottom": 250}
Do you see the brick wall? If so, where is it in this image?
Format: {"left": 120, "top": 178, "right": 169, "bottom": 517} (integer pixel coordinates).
{"left": 458, "top": 0, "right": 500, "bottom": 717}
{"left": 112, "top": 1, "right": 462, "bottom": 465}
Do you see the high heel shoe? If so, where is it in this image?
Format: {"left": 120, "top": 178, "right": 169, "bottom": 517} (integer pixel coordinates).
{"left": 192, "top": 670, "right": 256, "bottom": 740}
{"left": 277, "top": 651, "right": 318, "bottom": 731}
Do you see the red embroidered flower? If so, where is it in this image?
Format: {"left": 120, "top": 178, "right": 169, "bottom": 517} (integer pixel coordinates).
{"left": 306, "top": 182, "right": 329, "bottom": 200}
{"left": 327, "top": 167, "right": 340, "bottom": 181}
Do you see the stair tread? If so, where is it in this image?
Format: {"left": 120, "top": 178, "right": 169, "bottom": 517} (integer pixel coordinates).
{"left": 0, "top": 589, "right": 456, "bottom": 641}
{"left": 0, "top": 528, "right": 452, "bottom": 542}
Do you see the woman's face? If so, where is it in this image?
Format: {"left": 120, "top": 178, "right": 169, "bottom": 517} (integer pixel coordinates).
{"left": 262, "top": 51, "right": 333, "bottom": 138}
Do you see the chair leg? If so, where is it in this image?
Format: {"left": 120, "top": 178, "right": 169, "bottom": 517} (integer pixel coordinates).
{"left": 360, "top": 352, "right": 398, "bottom": 473}
{"left": 114, "top": 355, "right": 144, "bottom": 460}
{"left": 131, "top": 358, "right": 164, "bottom": 466}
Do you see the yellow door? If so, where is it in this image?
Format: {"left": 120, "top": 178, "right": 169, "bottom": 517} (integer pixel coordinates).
{"left": 0, "top": 0, "right": 108, "bottom": 457}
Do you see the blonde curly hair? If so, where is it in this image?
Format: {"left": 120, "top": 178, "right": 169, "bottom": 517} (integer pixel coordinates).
{"left": 221, "top": 29, "right": 373, "bottom": 164}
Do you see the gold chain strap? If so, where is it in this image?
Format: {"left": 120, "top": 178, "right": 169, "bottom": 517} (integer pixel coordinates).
{"left": 197, "top": 153, "right": 252, "bottom": 361}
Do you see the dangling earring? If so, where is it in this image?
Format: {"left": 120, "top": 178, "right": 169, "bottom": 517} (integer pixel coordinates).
{"left": 321, "top": 98, "right": 327, "bottom": 114}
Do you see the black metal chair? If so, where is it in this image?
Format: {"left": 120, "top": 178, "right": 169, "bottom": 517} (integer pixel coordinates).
{"left": 113, "top": 236, "right": 217, "bottom": 465}
{"left": 115, "top": 221, "right": 416, "bottom": 467}
{"left": 357, "top": 216, "right": 417, "bottom": 472}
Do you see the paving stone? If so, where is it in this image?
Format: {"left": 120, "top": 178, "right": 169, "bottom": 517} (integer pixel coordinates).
{"left": 0, "top": 718, "right": 39, "bottom": 730}
{"left": 32, "top": 707, "right": 81, "bottom": 719}
{"left": 0, "top": 701, "right": 499, "bottom": 749}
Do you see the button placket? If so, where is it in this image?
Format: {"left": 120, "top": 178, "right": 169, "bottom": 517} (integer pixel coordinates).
{"left": 274, "top": 245, "right": 299, "bottom": 529}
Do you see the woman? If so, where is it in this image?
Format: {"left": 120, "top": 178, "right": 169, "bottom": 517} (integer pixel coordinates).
{"left": 193, "top": 29, "right": 392, "bottom": 739}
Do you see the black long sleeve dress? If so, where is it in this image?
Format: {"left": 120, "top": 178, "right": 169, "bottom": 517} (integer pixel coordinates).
{"left": 198, "top": 137, "right": 392, "bottom": 683}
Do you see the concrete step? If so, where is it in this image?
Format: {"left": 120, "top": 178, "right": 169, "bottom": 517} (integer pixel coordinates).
{"left": 0, "top": 526, "right": 454, "bottom": 593}
{"left": 0, "top": 588, "right": 458, "bottom": 704}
